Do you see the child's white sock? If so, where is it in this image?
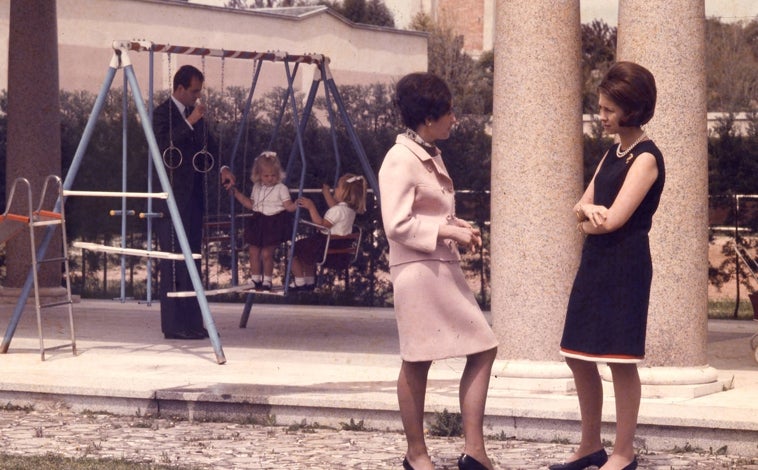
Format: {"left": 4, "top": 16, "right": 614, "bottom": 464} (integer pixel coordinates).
{"left": 251, "top": 274, "right": 262, "bottom": 283}
{"left": 262, "top": 276, "right": 273, "bottom": 286}
{"left": 294, "top": 277, "right": 306, "bottom": 287}
{"left": 304, "top": 276, "right": 315, "bottom": 285}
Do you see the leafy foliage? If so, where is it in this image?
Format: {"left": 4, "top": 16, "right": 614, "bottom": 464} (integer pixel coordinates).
{"left": 708, "top": 112, "right": 758, "bottom": 197}
{"left": 428, "top": 408, "right": 463, "bottom": 437}
{"left": 225, "top": 0, "right": 395, "bottom": 28}
{"left": 322, "top": 0, "right": 394, "bottom": 27}
{"left": 410, "top": 13, "right": 492, "bottom": 115}
{"left": 706, "top": 19, "right": 758, "bottom": 111}
{"left": 581, "top": 20, "right": 617, "bottom": 114}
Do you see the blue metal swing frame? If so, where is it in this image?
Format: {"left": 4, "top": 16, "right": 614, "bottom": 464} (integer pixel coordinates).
{"left": 1, "top": 40, "right": 379, "bottom": 363}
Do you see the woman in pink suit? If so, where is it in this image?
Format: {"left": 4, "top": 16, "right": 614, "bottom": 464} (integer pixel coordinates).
{"left": 379, "top": 72, "right": 498, "bottom": 470}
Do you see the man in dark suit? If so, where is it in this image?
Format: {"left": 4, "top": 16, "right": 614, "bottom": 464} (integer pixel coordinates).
{"left": 152, "top": 64, "right": 233, "bottom": 340}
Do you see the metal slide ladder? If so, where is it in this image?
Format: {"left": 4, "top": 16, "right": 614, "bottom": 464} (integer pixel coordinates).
{"left": 0, "top": 176, "right": 76, "bottom": 360}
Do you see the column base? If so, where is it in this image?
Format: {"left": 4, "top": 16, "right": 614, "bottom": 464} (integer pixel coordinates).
{"left": 493, "top": 360, "right": 575, "bottom": 392}
{"left": 601, "top": 365, "right": 726, "bottom": 399}
{"left": 494, "top": 360, "right": 727, "bottom": 398}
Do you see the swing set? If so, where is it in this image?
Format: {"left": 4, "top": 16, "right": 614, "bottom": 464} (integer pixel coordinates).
{"left": 1, "top": 40, "right": 379, "bottom": 364}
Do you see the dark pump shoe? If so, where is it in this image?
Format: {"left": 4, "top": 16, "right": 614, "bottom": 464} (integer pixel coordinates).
{"left": 402, "top": 457, "right": 414, "bottom": 469}
{"left": 458, "top": 453, "right": 489, "bottom": 470}
{"left": 549, "top": 448, "right": 608, "bottom": 470}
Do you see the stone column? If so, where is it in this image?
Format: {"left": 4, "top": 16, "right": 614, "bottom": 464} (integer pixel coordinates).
{"left": 490, "top": 0, "right": 583, "bottom": 384}
{"left": 614, "top": 0, "right": 716, "bottom": 387}
{"left": 4, "top": 0, "right": 63, "bottom": 297}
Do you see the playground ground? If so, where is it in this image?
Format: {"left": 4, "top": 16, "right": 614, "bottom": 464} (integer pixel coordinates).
{"left": 0, "top": 299, "right": 755, "bottom": 468}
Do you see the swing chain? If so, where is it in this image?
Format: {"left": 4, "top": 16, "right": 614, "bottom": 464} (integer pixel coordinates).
{"left": 193, "top": 53, "right": 215, "bottom": 174}
{"left": 163, "top": 52, "right": 183, "bottom": 170}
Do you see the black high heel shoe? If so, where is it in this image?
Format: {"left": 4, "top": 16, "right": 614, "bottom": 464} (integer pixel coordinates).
{"left": 402, "top": 457, "right": 414, "bottom": 470}
{"left": 548, "top": 448, "right": 608, "bottom": 470}
{"left": 458, "top": 453, "right": 488, "bottom": 470}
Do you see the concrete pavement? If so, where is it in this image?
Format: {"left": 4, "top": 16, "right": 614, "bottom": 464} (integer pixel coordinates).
{"left": 0, "top": 298, "right": 756, "bottom": 468}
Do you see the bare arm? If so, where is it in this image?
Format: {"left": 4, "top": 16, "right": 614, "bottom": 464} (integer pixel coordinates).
{"left": 321, "top": 184, "right": 337, "bottom": 208}
{"left": 579, "top": 152, "right": 659, "bottom": 235}
{"left": 296, "top": 197, "right": 333, "bottom": 229}
{"left": 228, "top": 185, "right": 253, "bottom": 210}
{"left": 573, "top": 149, "right": 609, "bottom": 222}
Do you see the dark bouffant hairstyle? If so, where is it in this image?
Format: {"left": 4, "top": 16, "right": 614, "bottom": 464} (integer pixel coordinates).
{"left": 598, "top": 61, "right": 656, "bottom": 127}
{"left": 173, "top": 64, "right": 204, "bottom": 92}
{"left": 394, "top": 72, "right": 452, "bottom": 130}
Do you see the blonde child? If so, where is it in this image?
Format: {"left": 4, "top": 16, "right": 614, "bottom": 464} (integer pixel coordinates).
{"left": 227, "top": 151, "right": 296, "bottom": 290}
{"left": 290, "top": 173, "right": 367, "bottom": 291}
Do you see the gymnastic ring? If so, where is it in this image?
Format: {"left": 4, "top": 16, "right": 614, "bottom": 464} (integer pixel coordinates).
{"left": 192, "top": 149, "right": 215, "bottom": 173}
{"left": 162, "top": 145, "right": 183, "bottom": 169}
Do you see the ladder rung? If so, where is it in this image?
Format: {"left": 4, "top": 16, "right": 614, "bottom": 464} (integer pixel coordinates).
{"left": 34, "top": 210, "right": 62, "bottom": 220}
{"left": 38, "top": 256, "right": 67, "bottom": 264}
{"left": 43, "top": 343, "right": 76, "bottom": 353}
{"left": 40, "top": 299, "right": 73, "bottom": 309}
{"left": 30, "top": 219, "right": 62, "bottom": 227}
{"left": 0, "top": 213, "right": 30, "bottom": 224}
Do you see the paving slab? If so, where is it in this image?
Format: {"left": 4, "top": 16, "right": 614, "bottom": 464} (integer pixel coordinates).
{"left": 0, "top": 299, "right": 756, "bottom": 468}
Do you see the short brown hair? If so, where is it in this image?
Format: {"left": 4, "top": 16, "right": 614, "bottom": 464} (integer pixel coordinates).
{"left": 394, "top": 72, "right": 452, "bottom": 130}
{"left": 598, "top": 61, "right": 656, "bottom": 127}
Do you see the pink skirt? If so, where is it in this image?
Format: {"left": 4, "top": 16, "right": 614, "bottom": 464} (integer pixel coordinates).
{"left": 390, "top": 260, "right": 498, "bottom": 362}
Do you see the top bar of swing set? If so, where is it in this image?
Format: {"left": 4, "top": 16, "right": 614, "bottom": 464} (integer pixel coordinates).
{"left": 112, "top": 40, "right": 329, "bottom": 67}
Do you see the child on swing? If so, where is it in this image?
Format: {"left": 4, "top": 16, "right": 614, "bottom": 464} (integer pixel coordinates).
{"left": 227, "top": 151, "right": 296, "bottom": 290}
{"left": 290, "top": 173, "right": 367, "bottom": 291}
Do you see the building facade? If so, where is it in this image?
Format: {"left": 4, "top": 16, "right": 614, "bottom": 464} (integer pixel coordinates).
{"left": 0, "top": 0, "right": 428, "bottom": 95}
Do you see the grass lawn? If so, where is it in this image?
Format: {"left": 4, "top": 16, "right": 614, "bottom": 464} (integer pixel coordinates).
{"left": 0, "top": 454, "right": 198, "bottom": 469}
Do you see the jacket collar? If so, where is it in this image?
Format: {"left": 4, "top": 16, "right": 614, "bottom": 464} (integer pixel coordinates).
{"left": 395, "top": 134, "right": 451, "bottom": 181}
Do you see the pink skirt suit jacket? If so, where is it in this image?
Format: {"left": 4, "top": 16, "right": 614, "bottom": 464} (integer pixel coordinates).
{"left": 379, "top": 134, "right": 498, "bottom": 362}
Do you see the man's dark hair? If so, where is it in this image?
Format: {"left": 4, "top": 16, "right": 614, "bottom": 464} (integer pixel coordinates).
{"left": 173, "top": 65, "right": 204, "bottom": 91}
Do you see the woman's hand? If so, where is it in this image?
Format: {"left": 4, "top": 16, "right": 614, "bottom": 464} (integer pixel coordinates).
{"left": 580, "top": 203, "right": 609, "bottom": 228}
{"left": 439, "top": 223, "right": 482, "bottom": 252}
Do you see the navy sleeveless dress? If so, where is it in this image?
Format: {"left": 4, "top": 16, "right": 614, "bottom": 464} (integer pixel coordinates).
{"left": 560, "top": 140, "right": 665, "bottom": 363}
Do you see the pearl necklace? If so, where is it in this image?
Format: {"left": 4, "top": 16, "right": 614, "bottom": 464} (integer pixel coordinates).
{"left": 615, "top": 131, "right": 647, "bottom": 160}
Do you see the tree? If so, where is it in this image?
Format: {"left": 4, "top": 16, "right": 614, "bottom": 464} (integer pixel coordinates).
{"left": 409, "top": 12, "right": 492, "bottom": 115}
{"left": 225, "top": 0, "right": 395, "bottom": 28}
{"left": 0, "top": 91, "right": 7, "bottom": 210}
{"left": 320, "top": 0, "right": 394, "bottom": 28}
{"left": 706, "top": 18, "right": 758, "bottom": 111}
{"left": 581, "top": 20, "right": 616, "bottom": 113}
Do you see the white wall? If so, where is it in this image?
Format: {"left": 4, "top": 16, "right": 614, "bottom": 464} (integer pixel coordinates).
{"left": 0, "top": 0, "right": 428, "bottom": 95}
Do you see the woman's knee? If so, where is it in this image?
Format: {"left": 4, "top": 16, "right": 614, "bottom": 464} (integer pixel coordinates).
{"left": 565, "top": 357, "right": 598, "bottom": 375}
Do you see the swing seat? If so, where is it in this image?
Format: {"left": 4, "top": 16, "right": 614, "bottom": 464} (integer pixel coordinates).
{"left": 320, "top": 230, "right": 362, "bottom": 270}
{"left": 298, "top": 220, "right": 362, "bottom": 270}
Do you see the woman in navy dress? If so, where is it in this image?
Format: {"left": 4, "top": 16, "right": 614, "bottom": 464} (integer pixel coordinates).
{"left": 553, "top": 62, "right": 664, "bottom": 470}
